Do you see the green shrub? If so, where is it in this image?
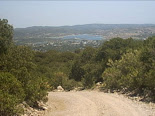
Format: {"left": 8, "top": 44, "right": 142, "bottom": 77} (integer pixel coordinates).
{"left": 102, "top": 67, "right": 121, "bottom": 89}
{"left": 102, "top": 50, "right": 143, "bottom": 90}
{"left": 0, "top": 72, "right": 25, "bottom": 115}
{"left": 69, "top": 61, "right": 85, "bottom": 81}
{"left": 49, "top": 72, "right": 80, "bottom": 90}
{"left": 0, "top": 19, "right": 13, "bottom": 55}
{"left": 24, "top": 76, "right": 48, "bottom": 107}
{"left": 82, "top": 63, "right": 103, "bottom": 88}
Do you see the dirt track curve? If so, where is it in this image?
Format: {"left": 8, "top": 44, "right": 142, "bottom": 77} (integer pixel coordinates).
{"left": 45, "top": 91, "right": 155, "bottom": 116}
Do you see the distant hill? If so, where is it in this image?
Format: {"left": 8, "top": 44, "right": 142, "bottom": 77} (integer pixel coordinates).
{"left": 13, "top": 24, "right": 155, "bottom": 52}
{"left": 14, "top": 24, "right": 155, "bottom": 40}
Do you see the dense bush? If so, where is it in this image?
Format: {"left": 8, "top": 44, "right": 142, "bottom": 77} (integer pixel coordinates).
{"left": 0, "top": 19, "right": 13, "bottom": 54}
{"left": 0, "top": 72, "right": 25, "bottom": 115}
{"left": 82, "top": 63, "right": 103, "bottom": 88}
{"left": 69, "top": 61, "right": 85, "bottom": 81}
{"left": 49, "top": 72, "right": 80, "bottom": 90}
{"left": 102, "top": 37, "right": 155, "bottom": 100}
{"left": 24, "top": 76, "right": 49, "bottom": 106}
{"left": 95, "top": 38, "right": 143, "bottom": 70}
{"left": 102, "top": 50, "right": 142, "bottom": 90}
{"left": 0, "top": 19, "right": 49, "bottom": 115}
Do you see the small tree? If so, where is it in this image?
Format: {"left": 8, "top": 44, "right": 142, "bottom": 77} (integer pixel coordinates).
{"left": 69, "top": 61, "right": 85, "bottom": 81}
{"left": 102, "top": 50, "right": 143, "bottom": 90}
{"left": 0, "top": 19, "right": 13, "bottom": 54}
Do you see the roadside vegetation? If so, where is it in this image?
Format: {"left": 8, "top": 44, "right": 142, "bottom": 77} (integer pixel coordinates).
{"left": 0, "top": 19, "right": 155, "bottom": 115}
{"left": 0, "top": 19, "right": 49, "bottom": 115}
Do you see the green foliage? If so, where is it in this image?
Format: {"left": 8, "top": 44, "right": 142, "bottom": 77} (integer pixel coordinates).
{"left": 102, "top": 66, "right": 121, "bottom": 89}
{"left": 143, "top": 36, "right": 155, "bottom": 48}
{"left": 82, "top": 63, "right": 103, "bottom": 88}
{"left": 0, "top": 46, "right": 35, "bottom": 72}
{"left": 102, "top": 44, "right": 155, "bottom": 101}
{"left": 102, "top": 50, "right": 143, "bottom": 90}
{"left": 24, "top": 76, "right": 49, "bottom": 106}
{"left": 49, "top": 72, "right": 79, "bottom": 90}
{"left": 50, "top": 72, "right": 67, "bottom": 89}
{"left": 145, "top": 69, "right": 155, "bottom": 90}
{"left": 69, "top": 61, "right": 85, "bottom": 81}
{"left": 139, "top": 36, "right": 155, "bottom": 97}
{"left": 0, "top": 19, "right": 49, "bottom": 115}
{"left": 80, "top": 46, "right": 96, "bottom": 63}
{"left": 0, "top": 45, "right": 49, "bottom": 106}
{"left": 96, "top": 38, "right": 126, "bottom": 61}
{"left": 0, "top": 46, "right": 49, "bottom": 110}
{"left": 0, "top": 72, "right": 25, "bottom": 116}
{"left": 140, "top": 37, "right": 155, "bottom": 71}
{"left": 96, "top": 38, "right": 142, "bottom": 70}
{"left": 0, "top": 19, "right": 13, "bottom": 54}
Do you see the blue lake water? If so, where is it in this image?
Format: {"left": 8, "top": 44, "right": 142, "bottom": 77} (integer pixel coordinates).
{"left": 63, "top": 34, "right": 102, "bottom": 40}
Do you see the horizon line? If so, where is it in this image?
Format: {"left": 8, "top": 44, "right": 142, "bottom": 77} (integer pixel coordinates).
{"left": 14, "top": 23, "right": 155, "bottom": 29}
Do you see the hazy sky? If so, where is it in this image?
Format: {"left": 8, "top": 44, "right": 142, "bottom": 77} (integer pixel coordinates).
{"left": 0, "top": 1, "right": 155, "bottom": 28}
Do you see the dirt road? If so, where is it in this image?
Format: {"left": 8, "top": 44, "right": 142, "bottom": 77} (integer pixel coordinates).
{"left": 45, "top": 91, "right": 155, "bottom": 116}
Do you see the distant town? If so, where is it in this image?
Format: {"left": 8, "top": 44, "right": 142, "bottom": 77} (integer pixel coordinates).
{"left": 13, "top": 24, "right": 155, "bottom": 51}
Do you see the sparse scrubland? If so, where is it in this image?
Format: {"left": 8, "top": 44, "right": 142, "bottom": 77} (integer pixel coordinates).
{"left": 0, "top": 19, "right": 155, "bottom": 115}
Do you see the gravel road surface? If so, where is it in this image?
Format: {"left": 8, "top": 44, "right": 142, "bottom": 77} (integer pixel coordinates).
{"left": 45, "top": 91, "right": 155, "bottom": 116}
